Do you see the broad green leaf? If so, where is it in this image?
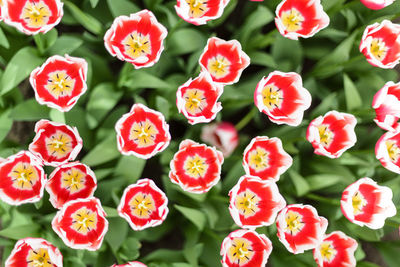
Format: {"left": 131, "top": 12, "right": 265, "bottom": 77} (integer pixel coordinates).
{"left": 344, "top": 74, "right": 362, "bottom": 111}
{"left": 289, "top": 170, "right": 310, "bottom": 197}
{"left": 156, "top": 96, "right": 170, "bottom": 120}
{"left": 47, "top": 35, "right": 83, "bottom": 55}
{"left": 0, "top": 27, "right": 10, "bottom": 49}
{"left": 49, "top": 109, "right": 66, "bottom": 124}
{"left": 183, "top": 243, "right": 203, "bottom": 267}
{"left": 307, "top": 174, "right": 342, "bottom": 191}
{"left": 119, "top": 69, "right": 173, "bottom": 90}
{"left": 0, "top": 110, "right": 13, "bottom": 143}
{"left": 103, "top": 206, "right": 119, "bottom": 217}
{"left": 271, "top": 34, "right": 303, "bottom": 72}
{"left": 143, "top": 249, "right": 185, "bottom": 262}
{"left": 90, "top": 0, "right": 99, "bottom": 8}
{"left": 174, "top": 205, "right": 207, "bottom": 230}
{"left": 167, "top": 28, "right": 206, "bottom": 56}
{"left": 81, "top": 135, "right": 120, "bottom": 166}
{"left": 10, "top": 98, "right": 49, "bottom": 121}
{"left": 248, "top": 52, "right": 277, "bottom": 68}
{"left": 0, "top": 224, "right": 40, "bottom": 240}
{"left": 115, "top": 155, "right": 146, "bottom": 182}
{"left": 239, "top": 5, "right": 274, "bottom": 44}
{"left": 107, "top": 0, "right": 140, "bottom": 17}
{"left": 65, "top": 1, "right": 103, "bottom": 35}
{"left": 105, "top": 217, "right": 128, "bottom": 250}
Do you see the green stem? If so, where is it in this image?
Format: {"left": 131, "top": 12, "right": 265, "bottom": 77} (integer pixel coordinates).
{"left": 305, "top": 193, "right": 341, "bottom": 206}
{"left": 235, "top": 108, "right": 256, "bottom": 131}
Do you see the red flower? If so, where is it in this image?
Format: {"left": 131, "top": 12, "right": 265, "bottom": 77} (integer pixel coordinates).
{"left": 30, "top": 55, "right": 88, "bottom": 112}
{"left": 254, "top": 71, "right": 312, "bottom": 126}
{"left": 360, "top": 20, "right": 400, "bottom": 69}
{"left": 276, "top": 204, "right": 328, "bottom": 254}
{"left": 229, "top": 175, "right": 286, "bottom": 229}
{"left": 0, "top": 0, "right": 3, "bottom": 21}
{"left": 275, "top": 0, "right": 329, "bottom": 40}
{"left": 306, "top": 111, "right": 357, "bottom": 158}
{"left": 220, "top": 229, "right": 272, "bottom": 267}
{"left": 104, "top": 10, "right": 168, "bottom": 69}
{"left": 52, "top": 197, "right": 108, "bottom": 251}
{"left": 111, "top": 262, "right": 147, "bottom": 267}
{"left": 341, "top": 177, "right": 396, "bottom": 229}
{"left": 242, "top": 136, "right": 292, "bottom": 182}
{"left": 199, "top": 37, "right": 250, "bottom": 85}
{"left": 115, "top": 104, "right": 171, "bottom": 159}
{"left": 176, "top": 72, "right": 223, "bottom": 125}
{"left": 174, "top": 0, "right": 226, "bottom": 26}
{"left": 200, "top": 122, "right": 239, "bottom": 157}
{"left": 46, "top": 162, "right": 97, "bottom": 209}
{"left": 5, "top": 238, "right": 63, "bottom": 267}
{"left": 29, "top": 120, "right": 83, "bottom": 166}
{"left": 375, "top": 128, "right": 400, "bottom": 173}
{"left": 360, "top": 0, "right": 394, "bottom": 10}
{"left": 0, "top": 151, "right": 46, "bottom": 205}
{"left": 372, "top": 81, "right": 400, "bottom": 131}
{"left": 118, "top": 179, "right": 168, "bottom": 231}
{"left": 169, "top": 139, "right": 224, "bottom": 194}
{"left": 313, "top": 231, "right": 357, "bottom": 267}
{"left": 3, "top": 0, "right": 63, "bottom": 35}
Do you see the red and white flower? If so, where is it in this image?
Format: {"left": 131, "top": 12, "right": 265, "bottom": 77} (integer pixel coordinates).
{"left": 242, "top": 136, "right": 292, "bottom": 182}
{"left": 104, "top": 9, "right": 167, "bottom": 69}
{"left": 341, "top": 177, "right": 396, "bottom": 229}
{"left": 375, "top": 128, "right": 400, "bottom": 173}
{"left": 373, "top": 81, "right": 400, "bottom": 131}
{"left": 118, "top": 179, "right": 168, "bottom": 231}
{"left": 200, "top": 122, "right": 239, "bottom": 157}
{"left": 52, "top": 197, "right": 108, "bottom": 251}
{"left": 174, "top": 0, "right": 227, "bottom": 26}
{"left": 5, "top": 238, "right": 63, "bottom": 267}
{"left": 306, "top": 111, "right": 357, "bottom": 158}
{"left": 360, "top": 0, "right": 394, "bottom": 10}
{"left": 176, "top": 72, "right": 223, "bottom": 125}
{"left": 360, "top": 20, "right": 400, "bottom": 69}
{"left": 220, "top": 229, "right": 272, "bottom": 267}
{"left": 115, "top": 103, "right": 171, "bottom": 159}
{"left": 169, "top": 139, "right": 224, "bottom": 194}
{"left": 254, "top": 71, "right": 312, "bottom": 126}
{"left": 0, "top": 0, "right": 3, "bottom": 21}
{"left": 229, "top": 175, "right": 286, "bottom": 229}
{"left": 313, "top": 231, "right": 357, "bottom": 267}
{"left": 199, "top": 37, "right": 250, "bottom": 85}
{"left": 276, "top": 204, "right": 328, "bottom": 254}
{"left": 111, "top": 262, "right": 147, "bottom": 267}
{"left": 275, "top": 0, "right": 330, "bottom": 40}
{"left": 0, "top": 151, "right": 46, "bottom": 206}
{"left": 30, "top": 55, "right": 88, "bottom": 112}
{"left": 46, "top": 162, "right": 97, "bottom": 209}
{"left": 29, "top": 120, "right": 83, "bottom": 167}
{"left": 3, "top": 0, "right": 63, "bottom": 35}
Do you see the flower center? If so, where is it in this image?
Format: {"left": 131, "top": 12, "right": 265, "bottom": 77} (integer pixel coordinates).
{"left": 27, "top": 248, "right": 53, "bottom": 267}
{"left": 123, "top": 32, "right": 151, "bottom": 59}
{"left": 61, "top": 168, "right": 86, "bottom": 193}
{"left": 45, "top": 131, "right": 73, "bottom": 159}
{"left": 318, "top": 125, "right": 334, "bottom": 147}
{"left": 21, "top": 1, "right": 51, "bottom": 29}
{"left": 285, "top": 211, "right": 304, "bottom": 235}
{"left": 227, "top": 238, "right": 255, "bottom": 265}
{"left": 248, "top": 147, "right": 269, "bottom": 172}
{"left": 45, "top": 71, "right": 75, "bottom": 99}
{"left": 281, "top": 8, "right": 304, "bottom": 32}
{"left": 207, "top": 55, "right": 231, "bottom": 79}
{"left": 71, "top": 207, "right": 97, "bottom": 235}
{"left": 262, "top": 85, "right": 283, "bottom": 110}
{"left": 9, "top": 162, "right": 39, "bottom": 190}
{"left": 370, "top": 38, "right": 387, "bottom": 61}
{"left": 183, "top": 154, "right": 208, "bottom": 178}
{"left": 319, "top": 241, "right": 337, "bottom": 262}
{"left": 386, "top": 140, "right": 400, "bottom": 162}
{"left": 235, "top": 190, "right": 260, "bottom": 218}
{"left": 129, "top": 192, "right": 156, "bottom": 219}
{"left": 129, "top": 120, "right": 159, "bottom": 148}
{"left": 352, "top": 191, "right": 367, "bottom": 215}
{"left": 183, "top": 89, "right": 207, "bottom": 115}
{"left": 186, "top": 0, "right": 208, "bottom": 18}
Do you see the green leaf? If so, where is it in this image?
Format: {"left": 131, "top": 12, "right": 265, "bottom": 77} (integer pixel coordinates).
{"left": 239, "top": 5, "right": 274, "bottom": 44}
{"left": 0, "top": 224, "right": 40, "bottom": 240}
{"left": 107, "top": 0, "right": 140, "bottom": 17}
{"left": 103, "top": 206, "right": 119, "bottom": 217}
{"left": 307, "top": 174, "right": 342, "bottom": 191}
{"left": 248, "top": 52, "right": 277, "bottom": 68}
{"left": 0, "top": 27, "right": 10, "bottom": 49}
{"left": 64, "top": 1, "right": 103, "bottom": 35}
{"left": 119, "top": 69, "right": 173, "bottom": 90}
{"left": 49, "top": 109, "right": 66, "bottom": 124}
{"left": 0, "top": 47, "right": 43, "bottom": 96}
{"left": 271, "top": 34, "right": 303, "bottom": 72}
{"left": 114, "top": 155, "right": 146, "bottom": 182}
{"left": 47, "top": 35, "right": 83, "bottom": 55}
{"left": 174, "top": 205, "right": 207, "bottom": 230}
{"left": 167, "top": 28, "right": 206, "bottom": 56}
{"left": 10, "top": 98, "right": 49, "bottom": 121}
{"left": 155, "top": 96, "right": 170, "bottom": 120}
{"left": 105, "top": 217, "right": 128, "bottom": 251}
{"left": 344, "top": 74, "right": 362, "bottom": 111}
{"left": 289, "top": 170, "right": 310, "bottom": 197}
{"left": 0, "top": 110, "right": 13, "bottom": 143}
{"left": 81, "top": 135, "right": 120, "bottom": 166}
{"left": 89, "top": 0, "right": 100, "bottom": 8}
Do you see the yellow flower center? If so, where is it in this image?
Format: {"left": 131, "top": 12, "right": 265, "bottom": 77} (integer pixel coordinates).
{"left": 129, "top": 120, "right": 159, "bottom": 148}
{"left": 129, "top": 192, "right": 156, "bottom": 219}
{"left": 186, "top": 0, "right": 208, "bottom": 18}
{"left": 262, "top": 85, "right": 283, "bottom": 110}
{"left": 281, "top": 8, "right": 304, "bottom": 32}
{"left": 386, "top": 140, "right": 400, "bottom": 162}
{"left": 318, "top": 125, "right": 334, "bottom": 147}
{"left": 45, "top": 71, "right": 75, "bottom": 99}
{"left": 227, "top": 238, "right": 255, "bottom": 265}
{"left": 61, "top": 168, "right": 86, "bottom": 193}
{"left": 45, "top": 131, "right": 73, "bottom": 159}
{"left": 183, "top": 154, "right": 208, "bottom": 178}
{"left": 285, "top": 211, "right": 304, "bottom": 235}
{"left": 9, "top": 162, "right": 39, "bottom": 190}
{"left": 183, "top": 89, "right": 207, "bottom": 115}
{"left": 248, "top": 147, "right": 269, "bottom": 172}
{"left": 71, "top": 207, "right": 97, "bottom": 235}
{"left": 207, "top": 55, "right": 230, "bottom": 79}
{"left": 319, "top": 241, "right": 337, "bottom": 262}
{"left": 21, "top": 1, "right": 51, "bottom": 29}
{"left": 27, "top": 248, "right": 53, "bottom": 267}
{"left": 352, "top": 191, "right": 367, "bottom": 215}
{"left": 122, "top": 32, "right": 151, "bottom": 59}
{"left": 235, "top": 190, "right": 260, "bottom": 218}
{"left": 370, "top": 38, "right": 387, "bottom": 61}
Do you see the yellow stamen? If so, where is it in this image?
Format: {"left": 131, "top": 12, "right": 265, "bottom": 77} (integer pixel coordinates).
{"left": 9, "top": 162, "right": 39, "bottom": 190}
{"left": 71, "top": 207, "right": 97, "bottom": 235}
{"left": 318, "top": 125, "right": 334, "bottom": 147}
{"left": 183, "top": 155, "right": 208, "bottom": 178}
{"left": 61, "top": 168, "right": 86, "bottom": 193}
{"left": 186, "top": 0, "right": 208, "bottom": 18}
{"left": 319, "top": 241, "right": 337, "bottom": 262}
{"left": 26, "top": 248, "right": 53, "bottom": 267}
{"left": 386, "top": 140, "right": 400, "bottom": 162}
{"left": 352, "top": 191, "right": 367, "bottom": 215}
{"left": 184, "top": 89, "right": 207, "bottom": 115}
{"left": 129, "top": 120, "right": 159, "bottom": 148}
{"left": 129, "top": 192, "right": 156, "bottom": 219}
{"left": 235, "top": 190, "right": 260, "bottom": 218}
{"left": 248, "top": 147, "right": 269, "bottom": 172}
{"left": 45, "top": 131, "right": 73, "bottom": 159}
{"left": 21, "top": 1, "right": 51, "bottom": 29}
{"left": 281, "top": 8, "right": 304, "bottom": 32}
{"left": 370, "top": 38, "right": 387, "bottom": 61}
{"left": 122, "top": 32, "right": 151, "bottom": 59}
{"left": 285, "top": 211, "right": 304, "bottom": 235}
{"left": 227, "top": 238, "right": 255, "bottom": 265}
{"left": 262, "top": 85, "right": 283, "bottom": 110}
{"left": 207, "top": 55, "right": 230, "bottom": 79}
{"left": 44, "top": 71, "right": 75, "bottom": 99}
